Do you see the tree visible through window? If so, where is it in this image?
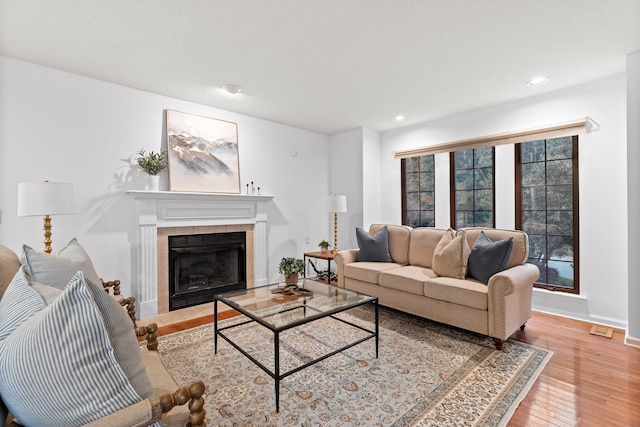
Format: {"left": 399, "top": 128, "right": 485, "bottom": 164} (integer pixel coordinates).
{"left": 401, "top": 155, "right": 435, "bottom": 227}
{"left": 451, "top": 147, "right": 495, "bottom": 228}
{"left": 516, "top": 136, "right": 579, "bottom": 293}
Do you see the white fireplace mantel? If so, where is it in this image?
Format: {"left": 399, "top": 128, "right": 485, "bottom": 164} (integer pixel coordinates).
{"left": 128, "top": 190, "right": 273, "bottom": 319}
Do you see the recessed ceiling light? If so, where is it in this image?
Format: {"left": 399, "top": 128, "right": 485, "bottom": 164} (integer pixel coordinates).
{"left": 222, "top": 84, "right": 242, "bottom": 94}
{"left": 526, "top": 76, "right": 549, "bottom": 87}
{"left": 394, "top": 115, "right": 407, "bottom": 122}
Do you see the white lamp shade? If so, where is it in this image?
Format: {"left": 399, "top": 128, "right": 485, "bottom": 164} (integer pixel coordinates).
{"left": 327, "top": 194, "right": 347, "bottom": 213}
{"left": 17, "top": 182, "right": 76, "bottom": 217}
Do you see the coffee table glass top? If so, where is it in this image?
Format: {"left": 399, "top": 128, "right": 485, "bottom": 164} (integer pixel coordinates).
{"left": 215, "top": 279, "right": 376, "bottom": 329}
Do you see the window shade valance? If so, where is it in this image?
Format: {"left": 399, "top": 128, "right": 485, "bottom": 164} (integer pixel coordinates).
{"left": 393, "top": 118, "right": 592, "bottom": 159}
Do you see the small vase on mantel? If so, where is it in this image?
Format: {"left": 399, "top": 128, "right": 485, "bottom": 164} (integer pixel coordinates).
{"left": 144, "top": 174, "right": 160, "bottom": 191}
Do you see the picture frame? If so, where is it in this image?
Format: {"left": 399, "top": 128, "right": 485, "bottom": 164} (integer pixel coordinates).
{"left": 165, "top": 109, "right": 240, "bottom": 193}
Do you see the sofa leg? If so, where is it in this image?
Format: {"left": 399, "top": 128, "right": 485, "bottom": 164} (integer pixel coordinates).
{"left": 493, "top": 338, "right": 504, "bottom": 350}
{"left": 520, "top": 322, "right": 527, "bottom": 331}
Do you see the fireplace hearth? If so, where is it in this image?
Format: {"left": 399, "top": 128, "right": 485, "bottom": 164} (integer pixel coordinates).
{"left": 168, "top": 231, "right": 246, "bottom": 311}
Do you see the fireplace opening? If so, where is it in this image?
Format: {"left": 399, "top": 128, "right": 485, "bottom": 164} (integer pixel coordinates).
{"left": 168, "top": 232, "right": 246, "bottom": 311}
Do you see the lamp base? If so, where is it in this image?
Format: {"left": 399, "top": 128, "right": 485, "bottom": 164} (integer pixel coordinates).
{"left": 333, "top": 212, "right": 339, "bottom": 253}
{"left": 43, "top": 215, "right": 53, "bottom": 254}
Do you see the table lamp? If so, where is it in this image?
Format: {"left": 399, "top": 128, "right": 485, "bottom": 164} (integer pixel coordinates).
{"left": 17, "top": 181, "right": 76, "bottom": 253}
{"left": 327, "top": 194, "right": 347, "bottom": 253}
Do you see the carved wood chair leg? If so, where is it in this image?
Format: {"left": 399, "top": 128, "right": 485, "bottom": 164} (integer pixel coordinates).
{"left": 493, "top": 338, "right": 504, "bottom": 350}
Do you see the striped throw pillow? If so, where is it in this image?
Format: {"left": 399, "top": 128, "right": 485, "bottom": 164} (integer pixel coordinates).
{"left": 0, "top": 266, "right": 45, "bottom": 345}
{"left": 0, "top": 271, "right": 154, "bottom": 426}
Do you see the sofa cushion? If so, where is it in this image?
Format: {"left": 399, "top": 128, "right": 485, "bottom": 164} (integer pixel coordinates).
{"left": 432, "top": 229, "right": 471, "bottom": 279}
{"left": 424, "top": 276, "right": 488, "bottom": 310}
{"left": 0, "top": 271, "right": 154, "bottom": 426}
{"left": 379, "top": 265, "right": 438, "bottom": 296}
{"left": 0, "top": 245, "right": 21, "bottom": 301}
{"left": 343, "top": 261, "right": 400, "bottom": 284}
{"left": 467, "top": 231, "right": 514, "bottom": 284}
{"left": 369, "top": 224, "right": 412, "bottom": 265}
{"left": 459, "top": 228, "right": 529, "bottom": 268}
{"left": 408, "top": 228, "right": 448, "bottom": 268}
{"left": 22, "top": 238, "right": 102, "bottom": 288}
{"left": 356, "top": 226, "right": 393, "bottom": 262}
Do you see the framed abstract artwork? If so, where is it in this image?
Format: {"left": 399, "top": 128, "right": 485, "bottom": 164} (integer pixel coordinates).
{"left": 165, "top": 109, "right": 240, "bottom": 193}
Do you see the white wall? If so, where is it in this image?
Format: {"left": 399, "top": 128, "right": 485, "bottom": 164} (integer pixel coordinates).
{"left": 627, "top": 50, "right": 640, "bottom": 346}
{"left": 329, "top": 128, "right": 363, "bottom": 251}
{"left": 0, "top": 56, "right": 331, "bottom": 296}
{"left": 379, "top": 75, "right": 630, "bottom": 329}
{"left": 362, "top": 128, "right": 382, "bottom": 229}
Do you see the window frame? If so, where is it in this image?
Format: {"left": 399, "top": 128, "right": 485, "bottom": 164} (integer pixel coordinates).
{"left": 515, "top": 135, "right": 580, "bottom": 293}
{"left": 449, "top": 147, "right": 496, "bottom": 229}
{"left": 401, "top": 155, "right": 436, "bottom": 227}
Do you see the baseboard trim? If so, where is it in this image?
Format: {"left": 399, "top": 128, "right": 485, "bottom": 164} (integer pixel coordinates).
{"left": 624, "top": 333, "right": 640, "bottom": 348}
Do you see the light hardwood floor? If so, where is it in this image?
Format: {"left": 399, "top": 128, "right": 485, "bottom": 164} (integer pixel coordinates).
{"left": 142, "top": 308, "right": 640, "bottom": 426}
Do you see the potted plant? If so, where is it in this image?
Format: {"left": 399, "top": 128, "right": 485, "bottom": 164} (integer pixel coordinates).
{"left": 136, "top": 148, "right": 168, "bottom": 176}
{"left": 279, "top": 257, "right": 305, "bottom": 285}
{"left": 318, "top": 239, "right": 331, "bottom": 253}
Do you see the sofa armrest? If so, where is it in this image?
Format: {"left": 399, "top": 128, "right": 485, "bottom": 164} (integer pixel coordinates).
{"left": 487, "top": 263, "right": 540, "bottom": 341}
{"left": 82, "top": 381, "right": 206, "bottom": 427}
{"left": 334, "top": 249, "right": 359, "bottom": 287}
{"left": 83, "top": 398, "right": 161, "bottom": 427}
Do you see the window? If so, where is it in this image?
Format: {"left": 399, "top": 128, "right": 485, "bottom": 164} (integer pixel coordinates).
{"left": 516, "top": 136, "right": 579, "bottom": 293}
{"left": 401, "top": 155, "right": 435, "bottom": 227}
{"left": 450, "top": 147, "right": 495, "bottom": 228}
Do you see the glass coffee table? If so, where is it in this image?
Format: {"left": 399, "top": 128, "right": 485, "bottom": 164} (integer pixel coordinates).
{"left": 214, "top": 279, "right": 378, "bottom": 412}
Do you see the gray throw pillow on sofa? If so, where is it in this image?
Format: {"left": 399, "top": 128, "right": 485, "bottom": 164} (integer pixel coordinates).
{"left": 467, "top": 231, "right": 514, "bottom": 285}
{"left": 356, "top": 226, "right": 393, "bottom": 262}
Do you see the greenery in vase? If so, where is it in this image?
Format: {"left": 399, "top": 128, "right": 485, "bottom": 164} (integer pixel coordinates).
{"left": 278, "top": 257, "right": 305, "bottom": 277}
{"left": 136, "top": 148, "right": 168, "bottom": 176}
{"left": 318, "top": 240, "right": 331, "bottom": 250}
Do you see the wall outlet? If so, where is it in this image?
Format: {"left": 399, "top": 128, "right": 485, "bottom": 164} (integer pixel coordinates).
{"left": 305, "top": 236, "right": 310, "bottom": 244}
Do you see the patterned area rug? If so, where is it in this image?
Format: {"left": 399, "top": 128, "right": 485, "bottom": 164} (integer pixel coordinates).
{"left": 144, "top": 305, "right": 551, "bottom": 426}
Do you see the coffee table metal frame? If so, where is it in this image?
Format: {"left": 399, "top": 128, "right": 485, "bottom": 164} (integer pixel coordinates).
{"left": 214, "top": 281, "right": 379, "bottom": 412}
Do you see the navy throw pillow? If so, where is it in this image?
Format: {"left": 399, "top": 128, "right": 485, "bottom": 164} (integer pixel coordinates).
{"left": 467, "top": 231, "right": 514, "bottom": 284}
{"left": 355, "top": 226, "right": 393, "bottom": 262}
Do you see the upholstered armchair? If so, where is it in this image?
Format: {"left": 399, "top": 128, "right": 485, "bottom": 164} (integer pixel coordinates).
{"left": 0, "top": 244, "right": 208, "bottom": 427}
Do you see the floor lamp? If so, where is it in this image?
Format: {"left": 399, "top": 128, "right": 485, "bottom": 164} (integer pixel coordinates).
{"left": 17, "top": 181, "right": 76, "bottom": 253}
{"left": 327, "top": 194, "right": 347, "bottom": 253}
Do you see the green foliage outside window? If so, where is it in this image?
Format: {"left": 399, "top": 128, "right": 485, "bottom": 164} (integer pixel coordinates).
{"left": 452, "top": 147, "right": 494, "bottom": 228}
{"left": 519, "top": 136, "right": 577, "bottom": 291}
{"left": 402, "top": 155, "right": 435, "bottom": 227}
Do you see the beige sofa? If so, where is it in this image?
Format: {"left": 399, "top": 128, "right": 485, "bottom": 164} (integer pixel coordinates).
{"left": 334, "top": 225, "right": 540, "bottom": 350}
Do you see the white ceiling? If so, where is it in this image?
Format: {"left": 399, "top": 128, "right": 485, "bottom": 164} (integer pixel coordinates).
{"left": 1, "top": 0, "right": 639, "bottom": 135}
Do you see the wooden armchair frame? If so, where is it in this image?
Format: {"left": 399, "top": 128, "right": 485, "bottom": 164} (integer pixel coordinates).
{"left": 101, "top": 278, "right": 136, "bottom": 325}
{"left": 135, "top": 324, "right": 207, "bottom": 427}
